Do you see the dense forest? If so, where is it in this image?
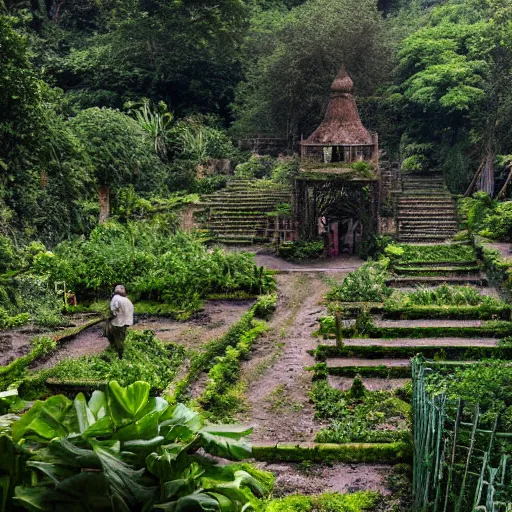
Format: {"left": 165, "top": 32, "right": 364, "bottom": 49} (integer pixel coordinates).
{"left": 2, "top": 0, "right": 512, "bottom": 247}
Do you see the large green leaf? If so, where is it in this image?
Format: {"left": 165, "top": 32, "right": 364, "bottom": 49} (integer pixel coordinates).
{"left": 73, "top": 393, "right": 96, "bottom": 433}
{"left": 113, "top": 410, "right": 161, "bottom": 442}
{"left": 199, "top": 432, "right": 251, "bottom": 460}
{"left": 108, "top": 381, "right": 150, "bottom": 427}
{"left": 11, "top": 396, "right": 75, "bottom": 443}
{"left": 91, "top": 440, "right": 156, "bottom": 512}
{"left": 199, "top": 425, "right": 253, "bottom": 441}
{"left": 155, "top": 491, "right": 221, "bottom": 511}
{"left": 159, "top": 404, "right": 203, "bottom": 432}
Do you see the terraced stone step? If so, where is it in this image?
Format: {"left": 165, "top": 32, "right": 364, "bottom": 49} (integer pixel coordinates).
{"left": 397, "top": 213, "right": 459, "bottom": 219}
{"left": 374, "top": 319, "right": 486, "bottom": 328}
{"left": 325, "top": 358, "right": 412, "bottom": 377}
{"left": 397, "top": 236, "right": 456, "bottom": 243}
{"left": 343, "top": 337, "right": 497, "bottom": 347}
{"left": 387, "top": 275, "right": 488, "bottom": 286}
{"left": 328, "top": 376, "right": 410, "bottom": 391}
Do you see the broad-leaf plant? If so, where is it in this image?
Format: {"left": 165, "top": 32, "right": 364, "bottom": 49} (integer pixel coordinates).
{"left": 0, "top": 381, "right": 262, "bottom": 511}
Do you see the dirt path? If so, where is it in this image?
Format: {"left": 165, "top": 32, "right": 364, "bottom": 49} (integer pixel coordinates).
{"left": 33, "top": 301, "right": 253, "bottom": 370}
{"left": 237, "top": 272, "right": 340, "bottom": 443}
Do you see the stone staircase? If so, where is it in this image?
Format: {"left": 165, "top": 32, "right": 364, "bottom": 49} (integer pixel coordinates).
{"left": 397, "top": 174, "right": 458, "bottom": 243}
{"left": 316, "top": 244, "right": 511, "bottom": 392}
{"left": 197, "top": 179, "right": 292, "bottom": 245}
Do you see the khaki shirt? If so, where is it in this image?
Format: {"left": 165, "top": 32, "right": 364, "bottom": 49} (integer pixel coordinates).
{"left": 110, "top": 295, "right": 134, "bottom": 327}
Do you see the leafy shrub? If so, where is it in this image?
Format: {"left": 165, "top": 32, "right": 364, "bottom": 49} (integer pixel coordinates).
{"left": 234, "top": 154, "right": 275, "bottom": 179}
{"left": 0, "top": 381, "right": 264, "bottom": 511}
{"left": 278, "top": 239, "right": 325, "bottom": 261}
{"left": 326, "top": 260, "right": 391, "bottom": 303}
{"left": 0, "top": 308, "right": 30, "bottom": 330}
{"left": 426, "top": 360, "right": 512, "bottom": 429}
{"left": 271, "top": 157, "right": 300, "bottom": 184}
{"left": 44, "top": 330, "right": 186, "bottom": 391}
{"left": 253, "top": 293, "right": 277, "bottom": 320}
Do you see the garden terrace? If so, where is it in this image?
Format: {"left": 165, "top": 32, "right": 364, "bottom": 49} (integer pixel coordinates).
{"left": 197, "top": 178, "right": 292, "bottom": 245}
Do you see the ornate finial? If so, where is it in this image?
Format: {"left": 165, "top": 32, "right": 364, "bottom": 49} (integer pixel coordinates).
{"left": 330, "top": 65, "right": 353, "bottom": 93}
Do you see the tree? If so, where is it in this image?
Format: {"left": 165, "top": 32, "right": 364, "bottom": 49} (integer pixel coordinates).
{"left": 231, "top": 0, "right": 392, "bottom": 138}
{"left": 393, "top": 0, "right": 512, "bottom": 194}
{"left": 69, "top": 107, "right": 167, "bottom": 223}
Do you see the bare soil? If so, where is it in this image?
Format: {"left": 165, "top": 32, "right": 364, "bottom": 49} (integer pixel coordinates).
{"left": 256, "top": 462, "right": 393, "bottom": 497}
{"left": 1, "top": 314, "right": 99, "bottom": 367}
{"left": 32, "top": 301, "right": 253, "bottom": 371}
{"left": 236, "top": 272, "right": 346, "bottom": 444}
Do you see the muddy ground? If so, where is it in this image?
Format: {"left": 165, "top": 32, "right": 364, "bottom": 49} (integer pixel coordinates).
{"left": 236, "top": 272, "right": 344, "bottom": 444}
{"left": 0, "top": 314, "right": 99, "bottom": 367}
{"left": 30, "top": 300, "right": 253, "bottom": 370}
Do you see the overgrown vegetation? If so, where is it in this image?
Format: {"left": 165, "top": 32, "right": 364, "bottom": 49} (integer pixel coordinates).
{"left": 311, "top": 378, "right": 411, "bottom": 444}
{"left": 385, "top": 244, "right": 476, "bottom": 264}
{"left": 33, "top": 222, "right": 275, "bottom": 317}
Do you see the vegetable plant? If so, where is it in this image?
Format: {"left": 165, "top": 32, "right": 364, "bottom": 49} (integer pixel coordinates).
{"left": 0, "top": 380, "right": 263, "bottom": 511}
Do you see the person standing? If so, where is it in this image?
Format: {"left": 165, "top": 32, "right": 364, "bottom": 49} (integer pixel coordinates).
{"left": 104, "top": 284, "right": 134, "bottom": 357}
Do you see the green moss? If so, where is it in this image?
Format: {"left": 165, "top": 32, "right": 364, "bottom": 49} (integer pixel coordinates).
{"left": 265, "top": 491, "right": 380, "bottom": 512}
{"left": 252, "top": 442, "right": 412, "bottom": 463}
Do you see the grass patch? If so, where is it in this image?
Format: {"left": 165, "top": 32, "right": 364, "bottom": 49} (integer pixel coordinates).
{"left": 265, "top": 491, "right": 380, "bottom": 512}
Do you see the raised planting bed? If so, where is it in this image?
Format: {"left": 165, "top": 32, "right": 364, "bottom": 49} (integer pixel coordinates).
{"left": 252, "top": 442, "right": 412, "bottom": 463}
{"left": 314, "top": 343, "right": 512, "bottom": 361}
{"left": 338, "top": 322, "right": 512, "bottom": 339}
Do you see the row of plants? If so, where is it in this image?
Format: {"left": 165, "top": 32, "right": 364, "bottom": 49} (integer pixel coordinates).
{"left": 311, "top": 378, "right": 411, "bottom": 445}
{"left": 172, "top": 295, "right": 275, "bottom": 402}
{"left": 318, "top": 318, "right": 512, "bottom": 340}
{"left": 198, "top": 320, "right": 268, "bottom": 422}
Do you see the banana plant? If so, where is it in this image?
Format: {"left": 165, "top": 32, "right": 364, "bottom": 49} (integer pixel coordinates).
{"left": 1, "top": 381, "right": 262, "bottom": 511}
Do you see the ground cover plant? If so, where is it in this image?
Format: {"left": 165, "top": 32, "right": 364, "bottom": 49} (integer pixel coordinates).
{"left": 311, "top": 377, "right": 411, "bottom": 444}
{"left": 35, "top": 330, "right": 186, "bottom": 393}
{"left": 264, "top": 491, "right": 380, "bottom": 512}
{"left": 0, "top": 380, "right": 265, "bottom": 511}
{"left": 278, "top": 240, "right": 325, "bottom": 261}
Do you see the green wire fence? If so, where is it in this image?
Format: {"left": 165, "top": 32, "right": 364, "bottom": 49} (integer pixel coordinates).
{"left": 412, "top": 357, "right": 512, "bottom": 512}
